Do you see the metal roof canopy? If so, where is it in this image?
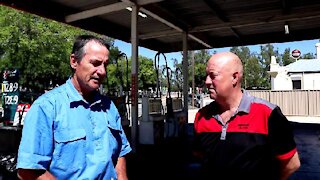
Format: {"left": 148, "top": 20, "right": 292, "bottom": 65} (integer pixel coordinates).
{"left": 2, "top": 0, "right": 320, "bottom": 151}
{"left": 2, "top": 0, "right": 320, "bottom": 53}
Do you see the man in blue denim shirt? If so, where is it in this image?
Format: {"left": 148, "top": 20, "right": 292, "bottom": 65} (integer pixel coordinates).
{"left": 17, "top": 35, "right": 132, "bottom": 179}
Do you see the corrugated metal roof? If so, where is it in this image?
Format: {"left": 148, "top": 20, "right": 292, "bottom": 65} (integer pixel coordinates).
{"left": 286, "top": 59, "right": 320, "bottom": 72}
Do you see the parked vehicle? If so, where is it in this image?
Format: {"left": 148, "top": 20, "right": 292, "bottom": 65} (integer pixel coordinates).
{"left": 188, "top": 94, "right": 201, "bottom": 108}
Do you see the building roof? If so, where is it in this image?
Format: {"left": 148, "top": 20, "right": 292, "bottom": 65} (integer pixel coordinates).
{"left": 287, "top": 59, "right": 320, "bottom": 73}
{"left": 2, "top": 0, "right": 320, "bottom": 53}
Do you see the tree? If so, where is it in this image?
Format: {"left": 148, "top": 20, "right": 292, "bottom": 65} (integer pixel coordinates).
{"left": 259, "top": 44, "right": 279, "bottom": 89}
{"left": 106, "top": 55, "right": 157, "bottom": 93}
{"left": 171, "top": 58, "right": 183, "bottom": 93}
{"left": 182, "top": 50, "right": 211, "bottom": 91}
{"left": 245, "top": 55, "right": 264, "bottom": 88}
{"left": 281, "top": 48, "right": 294, "bottom": 66}
{"left": 194, "top": 50, "right": 210, "bottom": 90}
{"left": 301, "top": 53, "right": 316, "bottom": 59}
{"left": 230, "top": 46, "right": 251, "bottom": 89}
{"left": 0, "top": 5, "right": 114, "bottom": 93}
{"left": 138, "top": 56, "right": 157, "bottom": 90}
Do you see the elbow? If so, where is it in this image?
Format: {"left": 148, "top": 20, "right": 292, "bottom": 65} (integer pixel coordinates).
{"left": 291, "top": 152, "right": 301, "bottom": 173}
{"left": 292, "top": 159, "right": 301, "bottom": 172}
{"left": 287, "top": 158, "right": 301, "bottom": 175}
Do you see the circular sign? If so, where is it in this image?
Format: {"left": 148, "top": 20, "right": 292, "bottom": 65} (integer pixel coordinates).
{"left": 291, "top": 49, "right": 301, "bottom": 59}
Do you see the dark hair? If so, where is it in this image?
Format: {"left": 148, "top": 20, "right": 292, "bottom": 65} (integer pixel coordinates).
{"left": 71, "top": 35, "right": 110, "bottom": 62}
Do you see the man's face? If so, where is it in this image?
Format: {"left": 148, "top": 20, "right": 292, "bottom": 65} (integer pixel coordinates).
{"left": 205, "top": 58, "right": 233, "bottom": 101}
{"left": 73, "top": 41, "right": 109, "bottom": 93}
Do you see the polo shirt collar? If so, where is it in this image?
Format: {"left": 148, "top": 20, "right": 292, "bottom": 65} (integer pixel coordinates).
{"left": 236, "top": 89, "right": 253, "bottom": 114}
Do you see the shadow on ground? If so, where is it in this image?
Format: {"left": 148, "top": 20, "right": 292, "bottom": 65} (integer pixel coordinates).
{"left": 127, "top": 122, "right": 320, "bottom": 180}
{"left": 0, "top": 122, "right": 319, "bottom": 180}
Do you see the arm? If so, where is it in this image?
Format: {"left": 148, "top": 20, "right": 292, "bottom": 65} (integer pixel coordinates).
{"left": 115, "top": 157, "right": 128, "bottom": 180}
{"left": 17, "top": 100, "right": 55, "bottom": 179}
{"left": 279, "top": 152, "right": 300, "bottom": 180}
{"left": 18, "top": 169, "right": 56, "bottom": 180}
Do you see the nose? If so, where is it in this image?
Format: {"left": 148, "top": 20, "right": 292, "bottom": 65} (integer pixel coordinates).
{"left": 97, "top": 64, "right": 106, "bottom": 77}
{"left": 205, "top": 75, "right": 211, "bottom": 86}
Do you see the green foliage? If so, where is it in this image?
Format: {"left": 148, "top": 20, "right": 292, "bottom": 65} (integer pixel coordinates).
{"left": 0, "top": 5, "right": 114, "bottom": 93}
{"left": 245, "top": 56, "right": 264, "bottom": 88}
{"left": 106, "top": 55, "right": 157, "bottom": 92}
{"left": 138, "top": 56, "right": 157, "bottom": 90}
{"left": 282, "top": 48, "right": 294, "bottom": 66}
{"left": 231, "top": 44, "right": 279, "bottom": 89}
{"left": 1, "top": 6, "right": 319, "bottom": 94}
{"left": 186, "top": 50, "right": 211, "bottom": 88}
{"left": 301, "top": 53, "right": 316, "bottom": 59}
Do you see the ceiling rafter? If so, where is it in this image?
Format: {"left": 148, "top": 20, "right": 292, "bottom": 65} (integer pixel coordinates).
{"left": 65, "top": 0, "right": 164, "bottom": 22}
{"left": 141, "top": 3, "right": 214, "bottom": 48}
{"left": 140, "top": 7, "right": 212, "bottom": 48}
{"left": 190, "top": 13, "right": 320, "bottom": 33}
{"left": 281, "top": 0, "right": 291, "bottom": 14}
{"left": 139, "top": 30, "right": 180, "bottom": 40}
{"left": 202, "top": 0, "right": 241, "bottom": 38}
{"left": 2, "top": 0, "right": 320, "bottom": 52}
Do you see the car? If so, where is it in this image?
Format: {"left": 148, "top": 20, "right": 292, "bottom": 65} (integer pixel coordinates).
{"left": 188, "top": 94, "right": 201, "bottom": 108}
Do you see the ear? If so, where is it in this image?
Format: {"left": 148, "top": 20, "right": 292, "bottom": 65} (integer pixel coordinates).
{"left": 70, "top": 54, "right": 77, "bottom": 70}
{"left": 232, "top": 72, "right": 239, "bottom": 87}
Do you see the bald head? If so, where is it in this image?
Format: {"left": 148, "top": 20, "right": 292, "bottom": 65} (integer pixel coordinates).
{"left": 205, "top": 51, "right": 244, "bottom": 108}
{"left": 207, "top": 52, "right": 243, "bottom": 83}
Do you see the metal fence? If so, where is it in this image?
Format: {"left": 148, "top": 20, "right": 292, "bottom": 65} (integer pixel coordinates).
{"left": 247, "top": 90, "right": 320, "bottom": 116}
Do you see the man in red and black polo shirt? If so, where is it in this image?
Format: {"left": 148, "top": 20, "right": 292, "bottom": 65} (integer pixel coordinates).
{"left": 193, "top": 52, "right": 300, "bottom": 180}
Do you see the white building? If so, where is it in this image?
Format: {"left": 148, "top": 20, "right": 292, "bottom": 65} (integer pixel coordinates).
{"left": 269, "top": 43, "right": 320, "bottom": 90}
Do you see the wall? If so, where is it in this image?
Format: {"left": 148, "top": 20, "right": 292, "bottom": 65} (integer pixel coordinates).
{"left": 247, "top": 90, "right": 320, "bottom": 116}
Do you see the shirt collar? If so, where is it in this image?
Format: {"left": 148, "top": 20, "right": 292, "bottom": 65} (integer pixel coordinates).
{"left": 65, "top": 78, "right": 102, "bottom": 106}
{"left": 236, "top": 89, "right": 253, "bottom": 114}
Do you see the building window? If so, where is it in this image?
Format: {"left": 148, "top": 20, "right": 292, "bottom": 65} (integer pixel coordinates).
{"left": 292, "top": 80, "right": 301, "bottom": 89}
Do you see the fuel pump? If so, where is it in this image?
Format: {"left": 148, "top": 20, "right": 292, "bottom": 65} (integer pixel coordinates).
{"left": 138, "top": 52, "right": 168, "bottom": 145}
{"left": 174, "top": 67, "right": 183, "bottom": 98}
{"left": 154, "top": 52, "right": 161, "bottom": 98}
{"left": 158, "top": 53, "right": 178, "bottom": 138}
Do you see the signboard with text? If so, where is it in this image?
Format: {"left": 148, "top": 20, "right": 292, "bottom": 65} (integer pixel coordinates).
{"left": 1, "top": 69, "right": 19, "bottom": 123}
{"left": 13, "top": 103, "right": 30, "bottom": 126}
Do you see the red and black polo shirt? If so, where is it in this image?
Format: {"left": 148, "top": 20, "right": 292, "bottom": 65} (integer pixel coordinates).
{"left": 193, "top": 91, "right": 297, "bottom": 179}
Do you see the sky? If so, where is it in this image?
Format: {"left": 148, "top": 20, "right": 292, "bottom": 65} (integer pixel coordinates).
{"left": 114, "top": 38, "right": 320, "bottom": 68}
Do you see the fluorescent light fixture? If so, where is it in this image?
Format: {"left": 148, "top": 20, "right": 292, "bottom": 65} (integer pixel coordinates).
{"left": 284, "top": 24, "right": 289, "bottom": 34}
{"left": 138, "top": 12, "right": 147, "bottom": 18}
{"left": 126, "top": 7, "right": 147, "bottom": 18}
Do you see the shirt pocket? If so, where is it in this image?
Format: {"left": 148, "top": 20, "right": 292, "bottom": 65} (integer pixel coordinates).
{"left": 53, "top": 129, "right": 87, "bottom": 170}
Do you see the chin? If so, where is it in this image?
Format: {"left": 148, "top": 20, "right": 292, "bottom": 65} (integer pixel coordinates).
{"left": 209, "top": 91, "right": 217, "bottom": 99}
{"left": 210, "top": 95, "right": 217, "bottom": 100}
{"left": 88, "top": 83, "right": 100, "bottom": 91}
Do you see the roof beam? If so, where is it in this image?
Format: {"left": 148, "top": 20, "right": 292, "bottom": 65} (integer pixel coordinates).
{"left": 65, "top": 2, "right": 129, "bottom": 23}
{"left": 190, "top": 13, "right": 320, "bottom": 33}
{"left": 136, "top": 0, "right": 164, "bottom": 5}
{"left": 203, "top": 0, "right": 241, "bottom": 38}
{"left": 65, "top": 0, "right": 211, "bottom": 48}
{"left": 140, "top": 7, "right": 212, "bottom": 48}
{"left": 203, "top": 0, "right": 228, "bottom": 22}
{"left": 281, "top": 0, "right": 291, "bottom": 14}
{"left": 188, "top": 34, "right": 212, "bottom": 49}
{"left": 139, "top": 30, "right": 179, "bottom": 40}
{"left": 65, "top": 0, "right": 164, "bottom": 23}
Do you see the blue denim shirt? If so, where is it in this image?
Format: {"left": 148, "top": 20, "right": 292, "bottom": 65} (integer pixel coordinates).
{"left": 17, "top": 79, "right": 132, "bottom": 179}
